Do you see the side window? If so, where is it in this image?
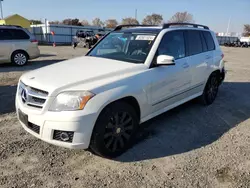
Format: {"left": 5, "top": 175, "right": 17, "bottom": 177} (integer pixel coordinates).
{"left": 187, "top": 30, "right": 203, "bottom": 56}
{"left": 158, "top": 31, "right": 185, "bottom": 59}
{"left": 10, "top": 29, "right": 30, "bottom": 40}
{"left": 0, "top": 29, "right": 13, "bottom": 40}
{"left": 200, "top": 31, "right": 208, "bottom": 52}
{"left": 203, "top": 31, "right": 215, "bottom": 51}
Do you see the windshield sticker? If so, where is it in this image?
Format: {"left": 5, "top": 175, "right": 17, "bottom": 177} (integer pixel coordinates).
{"left": 136, "top": 35, "right": 155, "bottom": 41}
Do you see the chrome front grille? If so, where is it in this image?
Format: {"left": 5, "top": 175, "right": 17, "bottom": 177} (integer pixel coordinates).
{"left": 18, "top": 81, "right": 48, "bottom": 109}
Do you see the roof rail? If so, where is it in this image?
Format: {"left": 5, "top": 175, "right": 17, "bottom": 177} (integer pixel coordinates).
{"left": 0, "top": 25, "right": 23, "bottom": 28}
{"left": 114, "top": 24, "right": 158, "bottom": 31}
{"left": 163, "top": 23, "right": 209, "bottom": 29}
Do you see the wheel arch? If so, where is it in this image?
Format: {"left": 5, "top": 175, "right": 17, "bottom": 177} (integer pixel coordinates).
{"left": 205, "top": 69, "right": 221, "bottom": 84}
{"left": 11, "top": 49, "right": 30, "bottom": 60}
{"left": 105, "top": 96, "right": 141, "bottom": 121}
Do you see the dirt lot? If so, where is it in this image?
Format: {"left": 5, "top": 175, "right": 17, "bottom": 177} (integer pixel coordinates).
{"left": 0, "top": 46, "right": 250, "bottom": 188}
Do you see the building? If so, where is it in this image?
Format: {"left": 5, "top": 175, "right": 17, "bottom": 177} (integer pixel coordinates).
{"left": 0, "top": 14, "right": 30, "bottom": 28}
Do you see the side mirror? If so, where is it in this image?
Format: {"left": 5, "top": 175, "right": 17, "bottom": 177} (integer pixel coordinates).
{"left": 157, "top": 55, "right": 175, "bottom": 66}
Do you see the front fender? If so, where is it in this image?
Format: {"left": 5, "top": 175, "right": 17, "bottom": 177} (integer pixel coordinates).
{"left": 84, "top": 85, "right": 150, "bottom": 122}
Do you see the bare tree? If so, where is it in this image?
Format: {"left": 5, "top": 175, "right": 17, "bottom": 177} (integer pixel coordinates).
{"left": 62, "top": 18, "right": 80, "bottom": 26}
{"left": 121, "top": 17, "right": 139, "bottom": 25}
{"left": 49, "top": 21, "right": 60, "bottom": 24}
{"left": 62, "top": 19, "right": 72, "bottom": 25}
{"left": 243, "top": 24, "right": 250, "bottom": 37}
{"left": 142, "top": 14, "right": 163, "bottom": 25}
{"left": 72, "top": 18, "right": 80, "bottom": 26}
{"left": 168, "top": 12, "right": 194, "bottom": 23}
{"left": 92, "top": 18, "right": 104, "bottom": 27}
{"left": 105, "top": 19, "right": 118, "bottom": 28}
{"left": 81, "top": 20, "right": 90, "bottom": 26}
{"left": 30, "top": 20, "right": 43, "bottom": 25}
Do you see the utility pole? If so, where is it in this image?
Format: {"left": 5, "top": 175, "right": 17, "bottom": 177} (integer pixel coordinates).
{"left": 226, "top": 17, "right": 231, "bottom": 36}
{"left": 0, "top": 0, "right": 3, "bottom": 19}
{"left": 135, "top": 9, "right": 137, "bottom": 20}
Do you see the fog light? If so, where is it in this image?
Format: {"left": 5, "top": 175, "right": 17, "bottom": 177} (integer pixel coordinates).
{"left": 53, "top": 130, "right": 74, "bottom": 143}
{"left": 60, "top": 132, "right": 70, "bottom": 142}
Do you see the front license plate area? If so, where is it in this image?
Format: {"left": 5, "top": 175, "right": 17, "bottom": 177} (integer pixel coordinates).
{"left": 18, "top": 109, "right": 28, "bottom": 126}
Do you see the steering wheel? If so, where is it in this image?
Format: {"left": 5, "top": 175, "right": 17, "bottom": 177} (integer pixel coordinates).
{"left": 131, "top": 50, "right": 147, "bottom": 56}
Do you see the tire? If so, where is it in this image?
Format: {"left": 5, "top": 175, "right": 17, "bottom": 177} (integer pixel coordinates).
{"left": 11, "top": 51, "right": 28, "bottom": 66}
{"left": 200, "top": 72, "right": 220, "bottom": 105}
{"left": 90, "top": 102, "right": 139, "bottom": 158}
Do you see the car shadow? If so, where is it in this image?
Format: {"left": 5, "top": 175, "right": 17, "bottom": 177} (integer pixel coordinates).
{"left": 117, "top": 82, "right": 250, "bottom": 162}
{"left": 0, "top": 59, "right": 66, "bottom": 73}
{"left": 39, "top": 54, "right": 57, "bottom": 58}
{"left": 0, "top": 85, "right": 17, "bottom": 115}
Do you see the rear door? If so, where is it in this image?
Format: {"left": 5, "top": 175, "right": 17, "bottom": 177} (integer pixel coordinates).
{"left": 202, "top": 31, "right": 216, "bottom": 69}
{"left": 0, "top": 29, "right": 13, "bottom": 62}
{"left": 186, "top": 30, "right": 210, "bottom": 91}
{"left": 9, "top": 29, "right": 31, "bottom": 52}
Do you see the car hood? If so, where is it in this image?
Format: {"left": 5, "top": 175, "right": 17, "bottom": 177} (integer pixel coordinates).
{"left": 21, "top": 56, "right": 146, "bottom": 96}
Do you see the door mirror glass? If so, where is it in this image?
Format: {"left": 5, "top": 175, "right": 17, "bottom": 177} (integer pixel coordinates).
{"left": 157, "top": 55, "right": 175, "bottom": 65}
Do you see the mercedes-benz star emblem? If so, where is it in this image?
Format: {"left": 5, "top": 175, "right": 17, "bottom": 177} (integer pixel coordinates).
{"left": 21, "top": 88, "right": 28, "bottom": 103}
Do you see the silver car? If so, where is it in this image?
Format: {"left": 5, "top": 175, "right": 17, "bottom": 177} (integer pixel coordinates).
{"left": 0, "top": 25, "right": 40, "bottom": 66}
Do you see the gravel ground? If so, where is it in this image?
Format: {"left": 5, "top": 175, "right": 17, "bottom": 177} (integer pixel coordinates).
{"left": 0, "top": 46, "right": 250, "bottom": 188}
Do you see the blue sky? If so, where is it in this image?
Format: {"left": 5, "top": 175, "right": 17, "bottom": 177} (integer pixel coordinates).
{"left": 1, "top": 0, "right": 249, "bottom": 32}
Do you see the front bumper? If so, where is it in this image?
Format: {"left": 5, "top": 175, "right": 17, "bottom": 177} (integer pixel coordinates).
{"left": 16, "top": 97, "right": 97, "bottom": 150}
{"left": 29, "top": 48, "right": 40, "bottom": 60}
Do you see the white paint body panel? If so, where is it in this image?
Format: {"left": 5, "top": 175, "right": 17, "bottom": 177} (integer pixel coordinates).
{"left": 16, "top": 27, "right": 224, "bottom": 149}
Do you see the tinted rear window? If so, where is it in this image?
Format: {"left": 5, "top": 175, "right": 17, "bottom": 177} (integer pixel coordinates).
{"left": 203, "top": 31, "right": 215, "bottom": 51}
{"left": 0, "top": 28, "right": 30, "bottom": 40}
{"left": 187, "top": 30, "right": 203, "bottom": 56}
{"left": 10, "top": 29, "right": 30, "bottom": 40}
{"left": 0, "top": 29, "right": 13, "bottom": 40}
{"left": 200, "top": 31, "right": 208, "bottom": 52}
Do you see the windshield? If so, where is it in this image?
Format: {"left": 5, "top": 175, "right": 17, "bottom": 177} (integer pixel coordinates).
{"left": 87, "top": 32, "right": 157, "bottom": 64}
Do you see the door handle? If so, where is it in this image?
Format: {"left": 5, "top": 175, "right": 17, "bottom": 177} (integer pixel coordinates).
{"left": 182, "top": 63, "right": 189, "bottom": 69}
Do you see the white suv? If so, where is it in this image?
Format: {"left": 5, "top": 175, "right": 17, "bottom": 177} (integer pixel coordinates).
{"left": 16, "top": 23, "right": 225, "bottom": 158}
{"left": 0, "top": 25, "right": 40, "bottom": 66}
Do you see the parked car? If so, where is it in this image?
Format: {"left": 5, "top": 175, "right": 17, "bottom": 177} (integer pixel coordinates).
{"left": 0, "top": 25, "right": 40, "bottom": 66}
{"left": 73, "top": 30, "right": 99, "bottom": 49}
{"left": 16, "top": 23, "right": 225, "bottom": 158}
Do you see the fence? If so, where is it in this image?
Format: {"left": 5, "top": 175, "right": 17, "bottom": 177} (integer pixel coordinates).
{"left": 32, "top": 25, "right": 240, "bottom": 46}
{"left": 216, "top": 36, "right": 239, "bottom": 45}
{"left": 31, "top": 24, "right": 112, "bottom": 44}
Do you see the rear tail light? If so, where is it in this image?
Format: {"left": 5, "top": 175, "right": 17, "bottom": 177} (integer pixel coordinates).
{"left": 30, "top": 39, "right": 38, "bottom": 43}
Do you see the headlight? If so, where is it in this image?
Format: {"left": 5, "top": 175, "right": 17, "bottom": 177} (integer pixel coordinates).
{"left": 49, "top": 91, "right": 95, "bottom": 112}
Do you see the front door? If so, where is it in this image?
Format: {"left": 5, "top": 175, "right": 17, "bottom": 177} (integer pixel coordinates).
{"left": 149, "top": 30, "right": 192, "bottom": 112}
